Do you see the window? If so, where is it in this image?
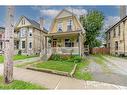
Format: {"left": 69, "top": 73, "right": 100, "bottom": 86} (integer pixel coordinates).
{"left": 22, "top": 41, "right": 25, "bottom": 49}
{"left": 113, "top": 28, "right": 116, "bottom": 37}
{"left": 108, "top": 32, "right": 110, "bottom": 40}
{"left": 57, "top": 22, "right": 62, "bottom": 32}
{"left": 29, "top": 31, "right": 32, "bottom": 36}
{"left": 14, "top": 41, "right": 19, "bottom": 49}
{"left": 115, "top": 41, "right": 118, "bottom": 50}
{"left": 20, "top": 28, "right": 27, "bottom": 37}
{"left": 65, "top": 39, "right": 74, "bottom": 47}
{"left": 108, "top": 43, "right": 110, "bottom": 48}
{"left": 67, "top": 19, "right": 73, "bottom": 31}
{"left": 29, "top": 42, "right": 32, "bottom": 49}
{"left": 21, "top": 19, "right": 25, "bottom": 25}
{"left": 0, "top": 42, "right": 2, "bottom": 49}
{"left": 118, "top": 25, "right": 120, "bottom": 36}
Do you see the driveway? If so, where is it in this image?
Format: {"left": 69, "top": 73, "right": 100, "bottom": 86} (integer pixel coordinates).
{"left": 88, "top": 56, "right": 127, "bottom": 87}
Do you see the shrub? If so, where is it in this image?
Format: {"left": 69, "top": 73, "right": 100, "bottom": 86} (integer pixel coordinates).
{"left": 50, "top": 54, "right": 61, "bottom": 61}
{"left": 50, "top": 54, "right": 82, "bottom": 63}
{"left": 18, "top": 50, "right": 22, "bottom": 55}
{"left": 73, "top": 56, "right": 82, "bottom": 63}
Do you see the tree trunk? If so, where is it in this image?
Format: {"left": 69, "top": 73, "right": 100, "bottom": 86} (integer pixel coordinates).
{"left": 4, "top": 6, "right": 14, "bottom": 84}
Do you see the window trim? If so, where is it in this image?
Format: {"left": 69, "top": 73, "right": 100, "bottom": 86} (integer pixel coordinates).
{"left": 65, "top": 39, "right": 74, "bottom": 47}
{"left": 67, "top": 19, "right": 73, "bottom": 31}
{"left": 22, "top": 41, "right": 25, "bottom": 49}
{"left": 57, "top": 22, "right": 63, "bottom": 32}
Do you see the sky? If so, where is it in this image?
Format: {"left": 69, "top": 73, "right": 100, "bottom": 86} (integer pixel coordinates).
{"left": 0, "top": 6, "right": 121, "bottom": 31}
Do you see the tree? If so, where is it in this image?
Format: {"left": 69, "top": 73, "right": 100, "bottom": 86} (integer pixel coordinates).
{"left": 4, "top": 6, "right": 14, "bottom": 83}
{"left": 80, "top": 10, "right": 104, "bottom": 50}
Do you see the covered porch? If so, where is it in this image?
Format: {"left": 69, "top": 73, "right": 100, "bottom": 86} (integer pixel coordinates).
{"left": 45, "top": 31, "right": 84, "bottom": 56}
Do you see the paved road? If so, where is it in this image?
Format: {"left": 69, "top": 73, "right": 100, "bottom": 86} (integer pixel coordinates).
{"left": 88, "top": 56, "right": 127, "bottom": 87}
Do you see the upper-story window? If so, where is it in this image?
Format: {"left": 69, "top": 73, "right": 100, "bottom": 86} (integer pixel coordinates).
{"left": 67, "top": 19, "right": 73, "bottom": 31}
{"left": 21, "top": 19, "right": 25, "bottom": 25}
{"left": 108, "top": 32, "right": 110, "bottom": 40}
{"left": 29, "top": 29, "right": 32, "bottom": 37}
{"left": 118, "top": 25, "right": 120, "bottom": 36}
{"left": 113, "top": 28, "right": 116, "bottom": 37}
{"left": 57, "top": 22, "right": 63, "bottom": 32}
{"left": 20, "top": 28, "right": 27, "bottom": 37}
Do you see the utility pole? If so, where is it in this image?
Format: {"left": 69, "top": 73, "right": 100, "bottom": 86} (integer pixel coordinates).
{"left": 4, "top": 6, "right": 14, "bottom": 83}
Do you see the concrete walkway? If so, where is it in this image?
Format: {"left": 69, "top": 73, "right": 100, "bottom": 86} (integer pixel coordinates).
{"left": 14, "top": 57, "right": 40, "bottom": 65}
{"left": 0, "top": 63, "right": 126, "bottom": 89}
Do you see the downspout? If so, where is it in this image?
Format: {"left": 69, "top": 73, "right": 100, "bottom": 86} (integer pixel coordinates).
{"left": 123, "top": 21, "right": 126, "bottom": 56}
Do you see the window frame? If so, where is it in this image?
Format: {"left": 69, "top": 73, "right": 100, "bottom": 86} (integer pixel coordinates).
{"left": 115, "top": 41, "right": 118, "bottom": 50}
{"left": 65, "top": 39, "right": 74, "bottom": 47}
{"left": 57, "top": 22, "right": 63, "bottom": 32}
{"left": 67, "top": 19, "right": 73, "bottom": 31}
{"left": 22, "top": 41, "right": 26, "bottom": 49}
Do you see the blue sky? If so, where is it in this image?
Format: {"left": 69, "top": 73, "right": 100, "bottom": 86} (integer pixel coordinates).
{"left": 0, "top": 6, "right": 120, "bottom": 30}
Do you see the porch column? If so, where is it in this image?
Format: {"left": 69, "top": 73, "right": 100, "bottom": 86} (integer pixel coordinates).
{"left": 78, "top": 34, "right": 82, "bottom": 56}
{"left": 45, "top": 36, "right": 48, "bottom": 54}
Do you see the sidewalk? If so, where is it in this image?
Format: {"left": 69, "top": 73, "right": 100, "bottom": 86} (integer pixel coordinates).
{"left": 0, "top": 63, "right": 126, "bottom": 89}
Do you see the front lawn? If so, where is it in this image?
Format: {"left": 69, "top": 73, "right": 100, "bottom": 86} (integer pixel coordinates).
{"left": 0, "top": 55, "right": 38, "bottom": 63}
{"left": 34, "top": 60, "right": 75, "bottom": 73}
{"left": 73, "top": 58, "right": 92, "bottom": 80}
{"left": 0, "top": 76, "right": 46, "bottom": 89}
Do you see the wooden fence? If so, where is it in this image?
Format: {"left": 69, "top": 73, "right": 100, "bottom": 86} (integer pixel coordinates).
{"left": 91, "top": 47, "right": 110, "bottom": 54}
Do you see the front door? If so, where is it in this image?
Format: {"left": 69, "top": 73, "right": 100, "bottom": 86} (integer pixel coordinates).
{"left": 52, "top": 39, "right": 57, "bottom": 47}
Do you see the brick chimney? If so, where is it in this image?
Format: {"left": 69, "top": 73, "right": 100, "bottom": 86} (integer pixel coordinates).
{"left": 120, "top": 5, "right": 126, "bottom": 19}
{"left": 39, "top": 17, "right": 44, "bottom": 30}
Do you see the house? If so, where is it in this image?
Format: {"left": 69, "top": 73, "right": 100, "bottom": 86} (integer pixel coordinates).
{"left": 14, "top": 16, "right": 48, "bottom": 55}
{"left": 0, "top": 27, "right": 5, "bottom": 51}
{"left": 46, "top": 9, "right": 85, "bottom": 56}
{"left": 106, "top": 16, "right": 127, "bottom": 56}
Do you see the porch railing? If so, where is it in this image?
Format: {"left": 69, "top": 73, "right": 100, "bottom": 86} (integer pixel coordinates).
{"left": 51, "top": 47, "right": 79, "bottom": 55}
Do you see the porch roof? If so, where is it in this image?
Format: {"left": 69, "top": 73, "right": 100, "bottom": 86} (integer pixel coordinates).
{"left": 46, "top": 30, "right": 81, "bottom": 37}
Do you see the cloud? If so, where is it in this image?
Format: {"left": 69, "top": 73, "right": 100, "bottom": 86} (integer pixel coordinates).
{"left": 67, "top": 7, "right": 87, "bottom": 17}
{"left": 103, "top": 16, "right": 120, "bottom": 31}
{"left": 40, "top": 9, "right": 60, "bottom": 18}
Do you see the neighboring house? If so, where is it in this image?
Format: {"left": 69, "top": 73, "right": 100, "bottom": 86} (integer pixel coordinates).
{"left": 0, "top": 27, "right": 5, "bottom": 51}
{"left": 106, "top": 16, "right": 127, "bottom": 56}
{"left": 14, "top": 16, "right": 48, "bottom": 55}
{"left": 46, "top": 9, "right": 85, "bottom": 56}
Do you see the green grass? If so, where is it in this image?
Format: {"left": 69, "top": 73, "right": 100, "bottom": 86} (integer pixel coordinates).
{"left": 73, "top": 58, "right": 92, "bottom": 80}
{"left": 0, "top": 55, "right": 38, "bottom": 63}
{"left": 0, "top": 76, "right": 46, "bottom": 89}
{"left": 34, "top": 60, "right": 75, "bottom": 73}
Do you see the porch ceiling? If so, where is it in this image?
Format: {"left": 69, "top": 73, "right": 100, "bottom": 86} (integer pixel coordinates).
{"left": 46, "top": 31, "right": 81, "bottom": 37}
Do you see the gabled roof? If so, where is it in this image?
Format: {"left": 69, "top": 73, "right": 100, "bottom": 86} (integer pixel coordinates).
{"left": 15, "top": 16, "right": 48, "bottom": 33}
{"left": 50, "top": 9, "right": 85, "bottom": 33}
{"left": 55, "top": 9, "right": 77, "bottom": 19}
{"left": 106, "top": 15, "right": 127, "bottom": 33}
